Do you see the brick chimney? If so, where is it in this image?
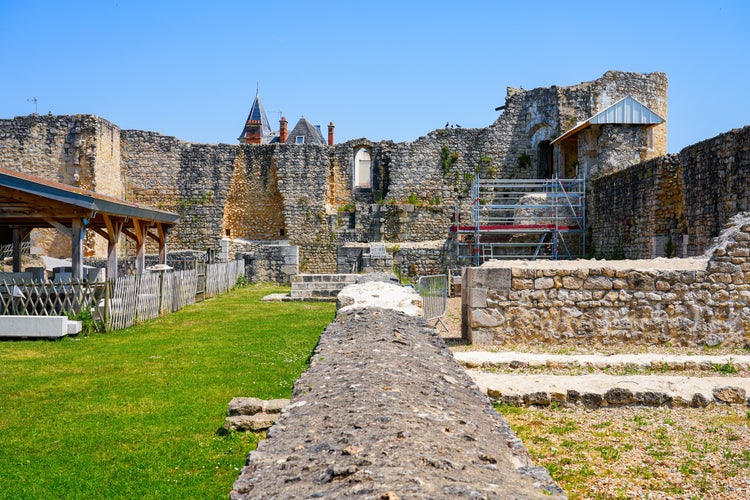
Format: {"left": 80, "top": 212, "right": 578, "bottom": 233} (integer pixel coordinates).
{"left": 279, "top": 116, "right": 288, "bottom": 143}
{"left": 244, "top": 120, "right": 263, "bottom": 144}
{"left": 328, "top": 122, "right": 335, "bottom": 146}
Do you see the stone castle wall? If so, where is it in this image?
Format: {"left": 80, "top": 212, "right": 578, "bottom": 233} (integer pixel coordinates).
{"left": 462, "top": 213, "right": 750, "bottom": 348}
{"left": 0, "top": 71, "right": 677, "bottom": 277}
{"left": 120, "top": 130, "right": 237, "bottom": 255}
{"left": 682, "top": 126, "right": 750, "bottom": 255}
{"left": 591, "top": 126, "right": 750, "bottom": 259}
{"left": 590, "top": 154, "right": 684, "bottom": 259}
{"left": 0, "top": 114, "right": 122, "bottom": 257}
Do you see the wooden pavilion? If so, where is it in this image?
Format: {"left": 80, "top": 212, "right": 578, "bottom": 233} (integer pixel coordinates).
{"left": 0, "top": 167, "right": 180, "bottom": 281}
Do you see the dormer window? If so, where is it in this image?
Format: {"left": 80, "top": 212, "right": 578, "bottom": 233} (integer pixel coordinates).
{"left": 295, "top": 136, "right": 304, "bottom": 144}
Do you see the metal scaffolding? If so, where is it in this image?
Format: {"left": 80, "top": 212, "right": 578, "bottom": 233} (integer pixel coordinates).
{"left": 451, "top": 177, "right": 586, "bottom": 264}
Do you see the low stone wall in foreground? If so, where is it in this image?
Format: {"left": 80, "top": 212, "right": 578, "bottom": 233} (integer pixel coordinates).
{"left": 463, "top": 213, "right": 750, "bottom": 348}
{"left": 231, "top": 282, "right": 563, "bottom": 499}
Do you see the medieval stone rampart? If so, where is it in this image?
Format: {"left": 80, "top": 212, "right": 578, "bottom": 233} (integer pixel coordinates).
{"left": 0, "top": 71, "right": 674, "bottom": 276}
{"left": 463, "top": 213, "right": 750, "bottom": 348}
{"left": 591, "top": 126, "right": 750, "bottom": 259}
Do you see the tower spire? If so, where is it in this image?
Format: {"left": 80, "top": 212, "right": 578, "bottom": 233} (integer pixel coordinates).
{"left": 238, "top": 90, "right": 272, "bottom": 144}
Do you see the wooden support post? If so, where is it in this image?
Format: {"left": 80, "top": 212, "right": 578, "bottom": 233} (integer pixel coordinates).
{"left": 11, "top": 227, "right": 21, "bottom": 272}
{"left": 157, "top": 224, "right": 168, "bottom": 265}
{"left": 71, "top": 218, "right": 84, "bottom": 281}
{"left": 104, "top": 215, "right": 122, "bottom": 282}
{"left": 133, "top": 218, "right": 146, "bottom": 275}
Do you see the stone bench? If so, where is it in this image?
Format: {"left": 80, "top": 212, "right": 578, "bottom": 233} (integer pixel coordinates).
{"left": 0, "top": 315, "right": 82, "bottom": 338}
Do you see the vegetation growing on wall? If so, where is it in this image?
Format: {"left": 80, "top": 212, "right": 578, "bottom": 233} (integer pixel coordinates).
{"left": 440, "top": 145, "right": 460, "bottom": 175}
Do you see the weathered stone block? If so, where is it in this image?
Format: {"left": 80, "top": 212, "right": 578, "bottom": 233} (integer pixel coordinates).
{"left": 534, "top": 277, "right": 555, "bottom": 290}
{"left": 471, "top": 309, "right": 499, "bottom": 328}
{"left": 561, "top": 276, "right": 583, "bottom": 289}
{"left": 224, "top": 413, "right": 279, "bottom": 432}
{"left": 604, "top": 388, "right": 634, "bottom": 405}
{"left": 228, "top": 397, "right": 264, "bottom": 416}
{"left": 713, "top": 386, "right": 746, "bottom": 404}
{"left": 512, "top": 278, "right": 534, "bottom": 290}
{"left": 469, "top": 287, "right": 488, "bottom": 308}
{"left": 583, "top": 276, "right": 613, "bottom": 290}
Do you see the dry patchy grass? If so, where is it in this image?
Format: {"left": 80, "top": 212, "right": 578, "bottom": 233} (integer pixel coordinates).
{"left": 496, "top": 403, "right": 750, "bottom": 499}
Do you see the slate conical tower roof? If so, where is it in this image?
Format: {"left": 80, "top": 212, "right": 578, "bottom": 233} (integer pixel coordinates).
{"left": 238, "top": 91, "right": 273, "bottom": 143}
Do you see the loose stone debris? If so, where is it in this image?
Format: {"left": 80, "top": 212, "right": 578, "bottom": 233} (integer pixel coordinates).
{"left": 224, "top": 397, "right": 290, "bottom": 432}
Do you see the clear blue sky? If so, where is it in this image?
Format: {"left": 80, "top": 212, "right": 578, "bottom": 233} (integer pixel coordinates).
{"left": 1, "top": 1, "right": 748, "bottom": 153}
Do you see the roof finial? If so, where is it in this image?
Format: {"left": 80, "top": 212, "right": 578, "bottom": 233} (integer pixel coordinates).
{"left": 256, "top": 82, "right": 259, "bottom": 95}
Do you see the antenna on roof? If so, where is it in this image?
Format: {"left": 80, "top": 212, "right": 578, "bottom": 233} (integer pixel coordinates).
{"left": 271, "top": 111, "right": 283, "bottom": 121}
{"left": 27, "top": 97, "right": 38, "bottom": 114}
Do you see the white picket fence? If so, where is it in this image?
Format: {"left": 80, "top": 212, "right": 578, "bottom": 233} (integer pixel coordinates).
{"left": 1, "top": 260, "right": 245, "bottom": 332}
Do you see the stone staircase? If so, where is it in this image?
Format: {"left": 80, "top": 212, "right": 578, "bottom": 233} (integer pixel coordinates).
{"left": 289, "top": 273, "right": 359, "bottom": 300}
{"left": 454, "top": 351, "right": 750, "bottom": 409}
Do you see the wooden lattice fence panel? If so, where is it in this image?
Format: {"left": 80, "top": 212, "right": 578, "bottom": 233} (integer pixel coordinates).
{"left": 172, "top": 269, "right": 197, "bottom": 311}
{"left": 136, "top": 273, "right": 160, "bottom": 322}
{"left": 0, "top": 280, "right": 99, "bottom": 316}
{"left": 108, "top": 276, "right": 137, "bottom": 331}
{"left": 204, "top": 261, "right": 245, "bottom": 299}
{"left": 159, "top": 273, "right": 174, "bottom": 315}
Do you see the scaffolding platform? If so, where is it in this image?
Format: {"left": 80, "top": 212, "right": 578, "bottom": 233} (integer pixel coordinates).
{"left": 451, "top": 177, "right": 586, "bottom": 264}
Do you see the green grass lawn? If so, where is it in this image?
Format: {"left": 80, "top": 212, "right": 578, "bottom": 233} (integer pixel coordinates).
{"left": 0, "top": 284, "right": 335, "bottom": 499}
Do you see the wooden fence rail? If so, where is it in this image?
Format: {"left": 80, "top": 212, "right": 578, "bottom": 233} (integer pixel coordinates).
{"left": 1, "top": 260, "right": 245, "bottom": 332}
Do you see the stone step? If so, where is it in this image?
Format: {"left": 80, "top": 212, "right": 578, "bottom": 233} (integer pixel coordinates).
{"left": 289, "top": 289, "right": 341, "bottom": 299}
{"left": 291, "top": 282, "right": 352, "bottom": 291}
{"left": 291, "top": 273, "right": 359, "bottom": 284}
{"left": 467, "top": 370, "right": 750, "bottom": 408}
{"left": 453, "top": 351, "right": 750, "bottom": 372}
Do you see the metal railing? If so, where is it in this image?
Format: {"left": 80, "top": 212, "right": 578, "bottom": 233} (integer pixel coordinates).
{"left": 417, "top": 274, "right": 448, "bottom": 330}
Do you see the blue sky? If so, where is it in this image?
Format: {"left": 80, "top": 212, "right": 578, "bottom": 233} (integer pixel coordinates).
{"left": 1, "top": 1, "right": 748, "bottom": 152}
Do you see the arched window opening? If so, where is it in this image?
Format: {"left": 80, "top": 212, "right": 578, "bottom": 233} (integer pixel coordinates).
{"left": 354, "top": 147, "right": 372, "bottom": 189}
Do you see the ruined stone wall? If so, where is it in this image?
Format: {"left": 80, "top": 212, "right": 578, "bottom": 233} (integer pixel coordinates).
{"left": 594, "top": 125, "right": 651, "bottom": 176}
{"left": 591, "top": 126, "right": 750, "bottom": 259}
{"left": 0, "top": 71, "right": 674, "bottom": 275}
{"left": 120, "top": 130, "right": 236, "bottom": 254}
{"left": 682, "top": 126, "right": 750, "bottom": 255}
{"left": 590, "top": 154, "right": 683, "bottom": 259}
{"left": 557, "top": 71, "right": 668, "bottom": 177}
{"left": 231, "top": 288, "right": 562, "bottom": 499}
{"left": 234, "top": 242, "right": 298, "bottom": 285}
{"left": 0, "top": 114, "right": 75, "bottom": 181}
{"left": 0, "top": 114, "right": 122, "bottom": 257}
{"left": 222, "top": 146, "right": 285, "bottom": 240}
{"left": 272, "top": 144, "right": 335, "bottom": 272}
{"left": 463, "top": 214, "right": 750, "bottom": 348}
{"left": 391, "top": 240, "right": 448, "bottom": 281}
